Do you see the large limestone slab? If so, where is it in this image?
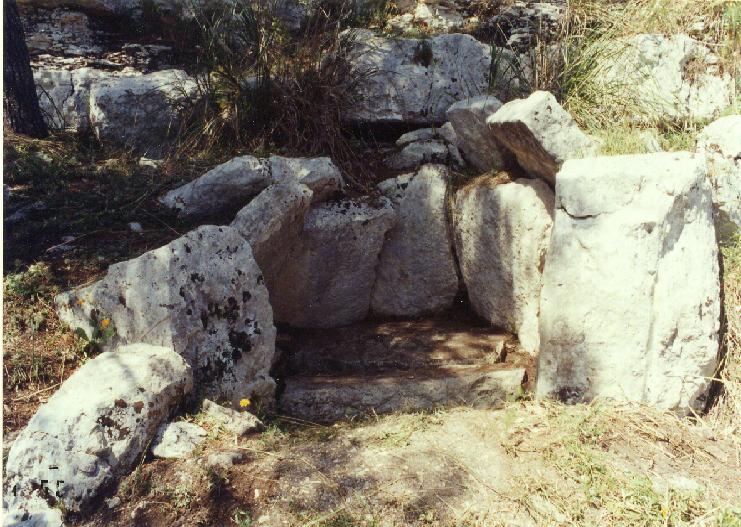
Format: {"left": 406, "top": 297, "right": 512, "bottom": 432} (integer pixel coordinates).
{"left": 446, "top": 95, "right": 506, "bottom": 172}
{"left": 697, "top": 115, "right": 741, "bottom": 240}
{"left": 3, "top": 344, "right": 191, "bottom": 519}
{"left": 56, "top": 225, "right": 276, "bottom": 405}
{"left": 343, "top": 30, "right": 491, "bottom": 125}
{"left": 230, "top": 182, "right": 313, "bottom": 298}
{"left": 454, "top": 177, "right": 554, "bottom": 354}
{"left": 280, "top": 366, "right": 526, "bottom": 422}
{"left": 537, "top": 152, "right": 721, "bottom": 413}
{"left": 271, "top": 198, "right": 397, "bottom": 328}
{"left": 371, "top": 165, "right": 459, "bottom": 317}
{"left": 487, "top": 91, "right": 596, "bottom": 185}
{"left": 89, "top": 69, "right": 198, "bottom": 155}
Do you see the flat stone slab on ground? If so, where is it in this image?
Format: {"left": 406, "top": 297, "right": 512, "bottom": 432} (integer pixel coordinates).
{"left": 278, "top": 317, "right": 512, "bottom": 377}
{"left": 280, "top": 365, "right": 527, "bottom": 422}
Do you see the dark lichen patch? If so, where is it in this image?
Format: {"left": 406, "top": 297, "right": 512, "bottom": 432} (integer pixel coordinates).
{"left": 118, "top": 295, "right": 127, "bottom": 307}
{"left": 114, "top": 399, "right": 128, "bottom": 408}
{"left": 190, "top": 273, "right": 205, "bottom": 284}
{"left": 225, "top": 297, "right": 240, "bottom": 323}
{"left": 229, "top": 330, "right": 252, "bottom": 358}
{"left": 132, "top": 401, "right": 144, "bottom": 414}
{"left": 200, "top": 311, "right": 209, "bottom": 330}
{"left": 242, "top": 291, "right": 252, "bottom": 302}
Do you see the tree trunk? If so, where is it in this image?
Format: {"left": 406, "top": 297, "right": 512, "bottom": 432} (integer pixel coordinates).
{"left": 3, "top": 0, "right": 48, "bottom": 138}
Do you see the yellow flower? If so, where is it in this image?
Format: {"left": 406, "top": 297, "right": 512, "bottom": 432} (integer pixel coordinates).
{"left": 239, "top": 398, "right": 251, "bottom": 408}
{"left": 76, "top": 297, "right": 85, "bottom": 306}
{"left": 661, "top": 507, "right": 668, "bottom": 518}
{"left": 100, "top": 318, "right": 111, "bottom": 329}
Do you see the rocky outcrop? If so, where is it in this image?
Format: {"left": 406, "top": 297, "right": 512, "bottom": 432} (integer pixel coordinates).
{"left": 56, "top": 225, "right": 276, "bottom": 406}
{"left": 446, "top": 95, "right": 506, "bottom": 172}
{"left": 454, "top": 177, "right": 554, "bottom": 355}
{"left": 160, "top": 155, "right": 342, "bottom": 220}
{"left": 89, "top": 69, "right": 198, "bottom": 155}
{"left": 230, "top": 182, "right": 313, "bottom": 297}
{"left": 371, "top": 165, "right": 459, "bottom": 317}
{"left": 34, "top": 67, "right": 125, "bottom": 132}
{"left": 343, "top": 30, "right": 491, "bottom": 125}
{"left": 487, "top": 91, "right": 596, "bottom": 185}
{"left": 150, "top": 421, "right": 208, "bottom": 459}
{"left": 600, "top": 34, "right": 733, "bottom": 124}
{"left": 537, "top": 152, "right": 720, "bottom": 413}
{"left": 270, "top": 198, "right": 397, "bottom": 328}
{"left": 697, "top": 115, "right": 741, "bottom": 240}
{"left": 3, "top": 344, "right": 191, "bottom": 520}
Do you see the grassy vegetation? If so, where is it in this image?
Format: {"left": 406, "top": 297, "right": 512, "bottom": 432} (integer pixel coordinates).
{"left": 710, "top": 233, "right": 741, "bottom": 436}
{"left": 1, "top": 132, "right": 190, "bottom": 431}
{"left": 169, "top": 0, "right": 385, "bottom": 191}
{"left": 502, "top": 402, "right": 741, "bottom": 526}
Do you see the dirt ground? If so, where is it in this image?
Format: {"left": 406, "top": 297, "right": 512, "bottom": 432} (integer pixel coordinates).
{"left": 79, "top": 401, "right": 741, "bottom": 527}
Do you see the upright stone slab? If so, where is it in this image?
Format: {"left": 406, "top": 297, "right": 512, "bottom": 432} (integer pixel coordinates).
{"left": 271, "top": 198, "right": 397, "bottom": 328}
{"left": 89, "top": 69, "right": 198, "bottom": 155}
{"left": 3, "top": 344, "right": 192, "bottom": 520}
{"left": 343, "top": 29, "right": 491, "bottom": 125}
{"left": 56, "top": 225, "right": 276, "bottom": 405}
{"left": 454, "top": 177, "right": 554, "bottom": 354}
{"left": 487, "top": 91, "right": 596, "bottom": 185}
{"left": 446, "top": 95, "right": 506, "bottom": 172}
{"left": 696, "top": 115, "right": 741, "bottom": 240}
{"left": 230, "top": 182, "right": 313, "bottom": 299}
{"left": 372, "top": 165, "right": 459, "bottom": 317}
{"left": 537, "top": 152, "right": 721, "bottom": 413}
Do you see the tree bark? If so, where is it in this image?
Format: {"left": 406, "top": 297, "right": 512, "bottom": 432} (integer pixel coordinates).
{"left": 3, "top": 0, "right": 48, "bottom": 138}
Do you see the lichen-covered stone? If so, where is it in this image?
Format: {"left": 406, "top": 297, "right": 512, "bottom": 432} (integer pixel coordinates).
{"left": 56, "top": 225, "right": 276, "bottom": 405}
{"left": 3, "top": 344, "right": 191, "bottom": 519}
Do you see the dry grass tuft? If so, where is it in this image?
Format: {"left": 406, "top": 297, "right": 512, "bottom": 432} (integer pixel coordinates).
{"left": 709, "top": 234, "right": 741, "bottom": 439}
{"left": 174, "top": 0, "right": 379, "bottom": 191}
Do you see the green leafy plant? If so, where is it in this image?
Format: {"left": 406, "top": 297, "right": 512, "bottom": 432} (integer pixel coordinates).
{"left": 232, "top": 508, "right": 253, "bottom": 527}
